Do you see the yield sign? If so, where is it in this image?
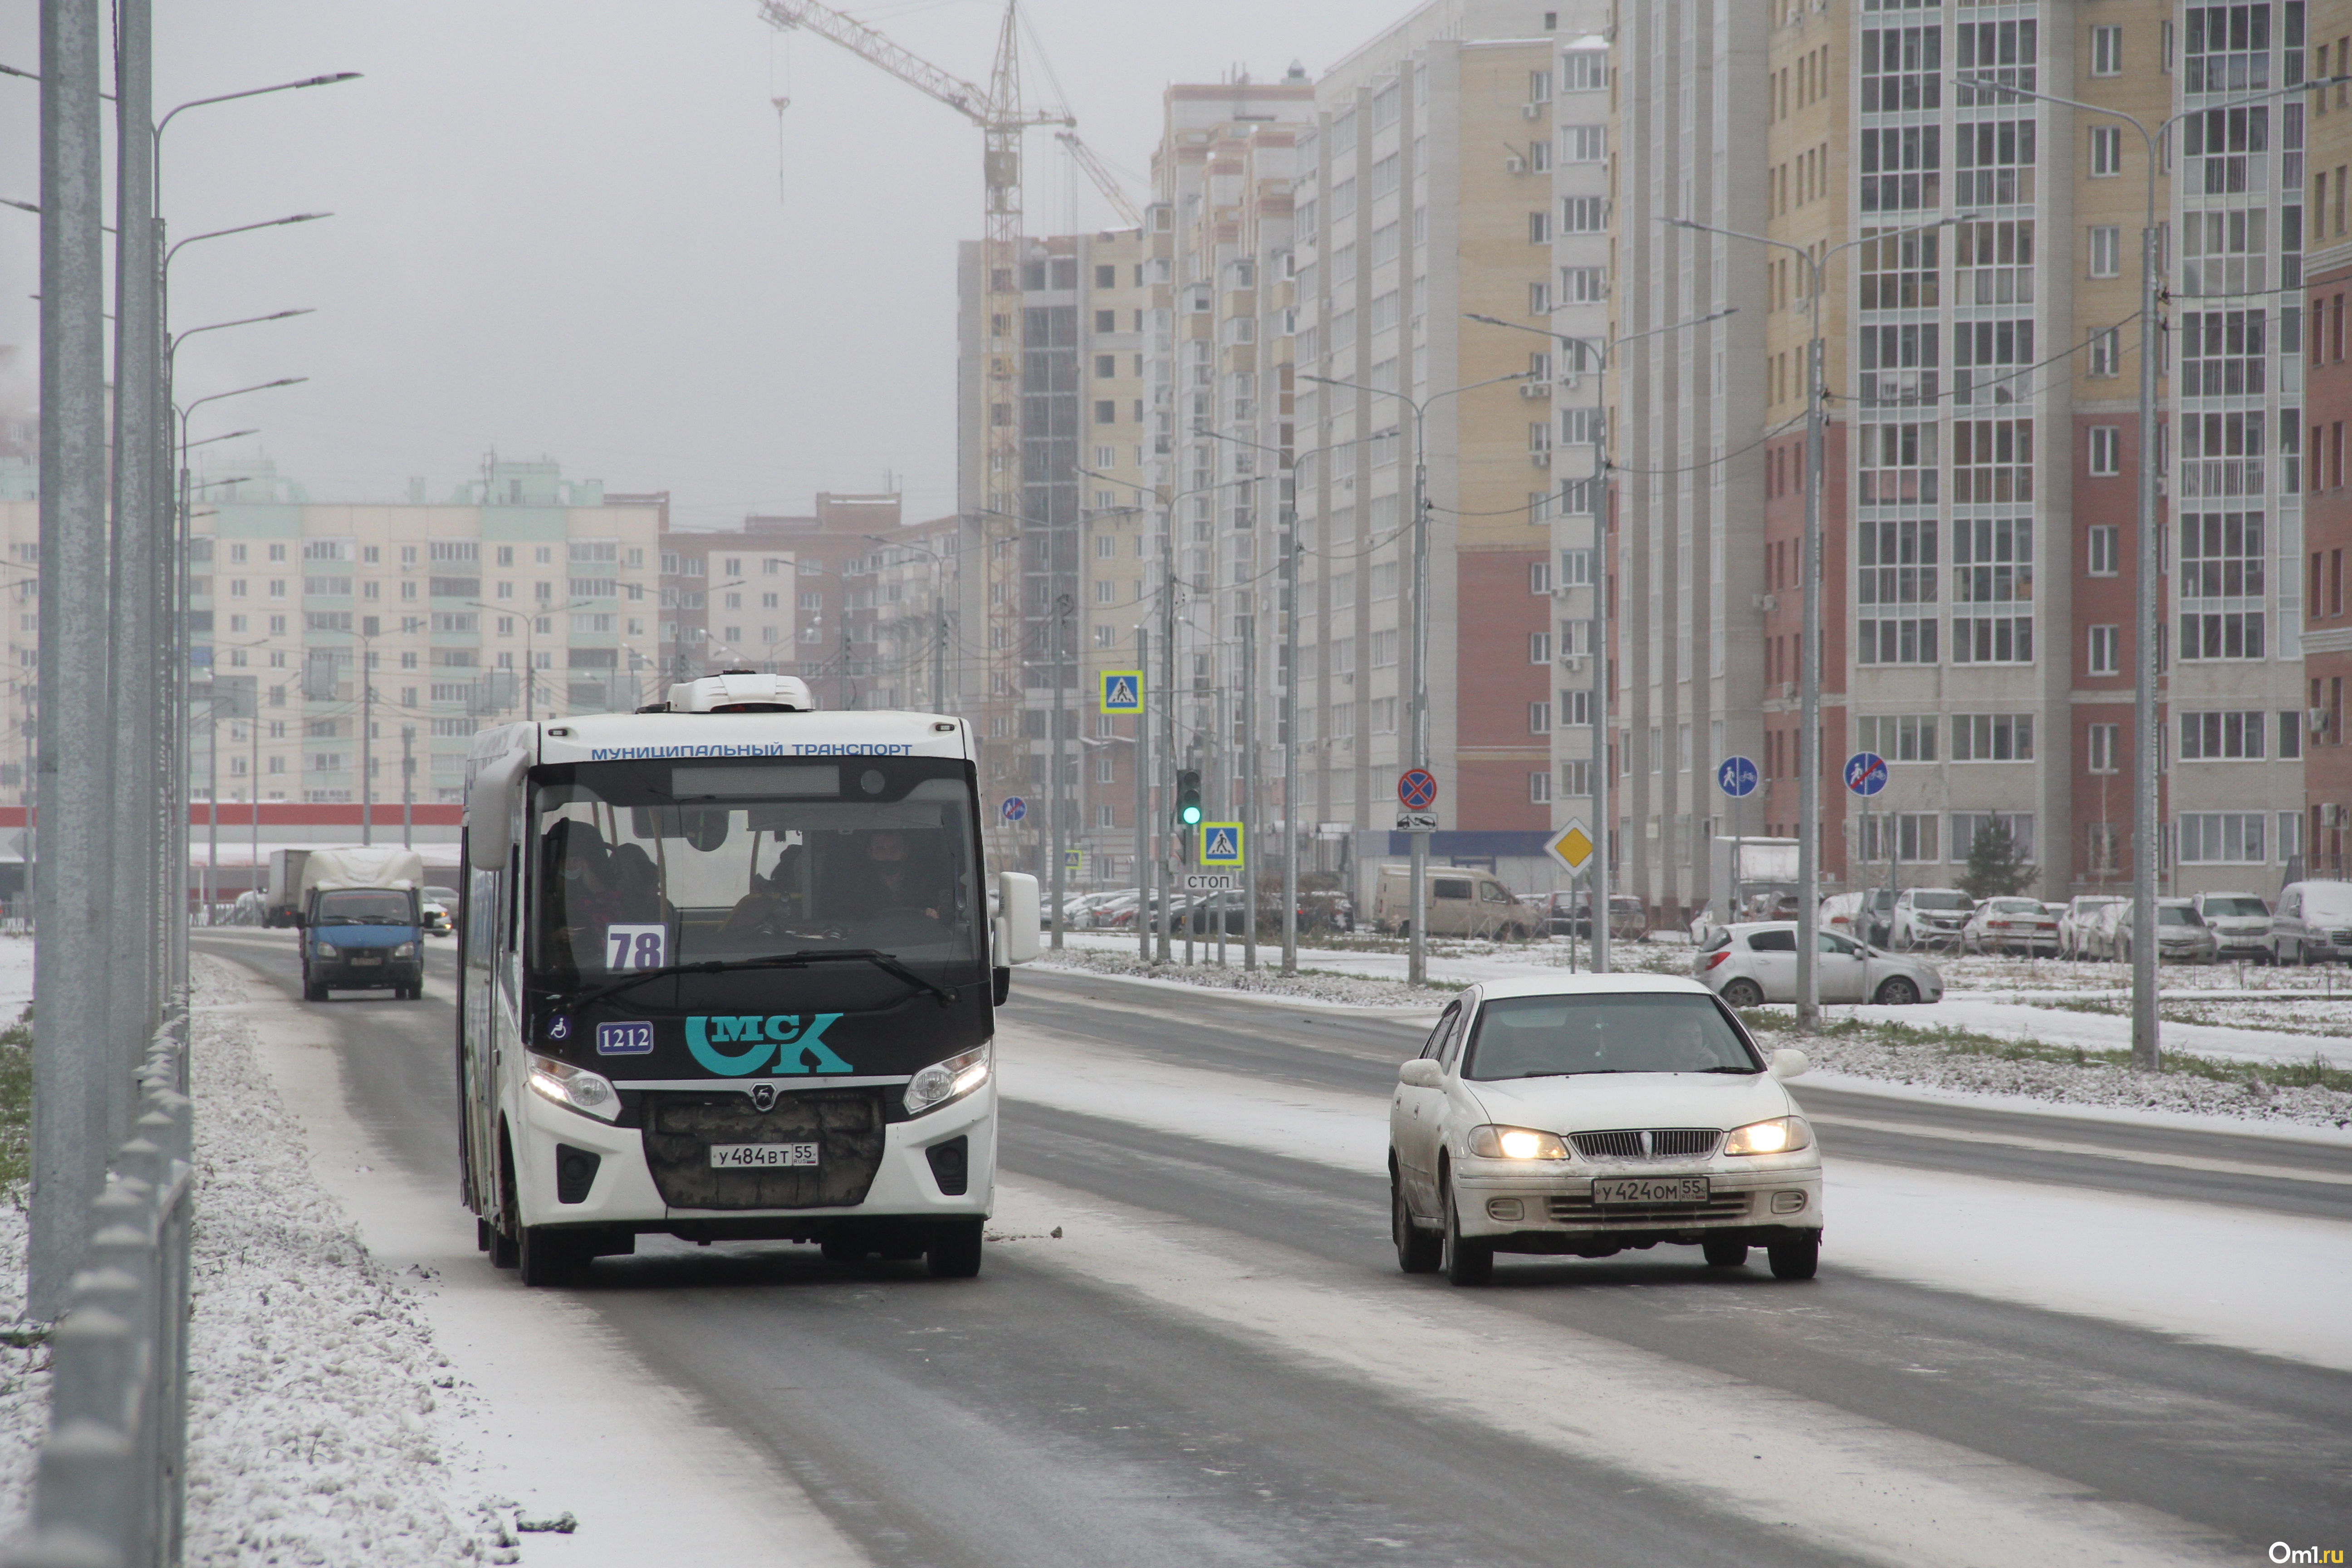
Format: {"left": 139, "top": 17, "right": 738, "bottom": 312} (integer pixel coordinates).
{"left": 1397, "top": 768, "right": 1439, "bottom": 810}
{"left": 1545, "top": 818, "right": 1594, "bottom": 874}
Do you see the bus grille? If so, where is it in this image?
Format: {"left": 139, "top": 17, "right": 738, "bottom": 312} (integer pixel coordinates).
{"left": 1568, "top": 1128, "right": 1723, "bottom": 1161}
{"left": 642, "top": 1088, "right": 887, "bottom": 1210}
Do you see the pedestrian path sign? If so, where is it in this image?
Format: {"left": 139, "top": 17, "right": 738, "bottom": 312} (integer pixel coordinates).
{"left": 1099, "top": 670, "right": 1144, "bottom": 714}
{"left": 1200, "top": 823, "right": 1244, "bottom": 866}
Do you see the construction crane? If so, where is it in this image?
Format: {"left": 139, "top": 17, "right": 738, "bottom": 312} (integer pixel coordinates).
{"left": 1057, "top": 131, "right": 1143, "bottom": 228}
{"left": 758, "top": 0, "right": 1069, "bottom": 552}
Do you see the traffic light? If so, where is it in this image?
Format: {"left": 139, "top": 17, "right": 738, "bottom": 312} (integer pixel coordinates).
{"left": 1175, "top": 769, "right": 1203, "bottom": 828}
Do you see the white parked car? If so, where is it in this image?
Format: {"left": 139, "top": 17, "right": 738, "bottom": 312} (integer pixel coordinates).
{"left": 1890, "top": 887, "right": 1974, "bottom": 950}
{"left": 1961, "top": 896, "right": 2058, "bottom": 956}
{"left": 1692, "top": 922, "right": 1944, "bottom": 1007}
{"left": 2058, "top": 895, "right": 2125, "bottom": 960}
{"left": 1389, "top": 975, "right": 1824, "bottom": 1285}
{"left": 2113, "top": 898, "right": 2220, "bottom": 965}
{"left": 2190, "top": 892, "right": 2274, "bottom": 963}
{"left": 2271, "top": 881, "right": 2352, "bottom": 964}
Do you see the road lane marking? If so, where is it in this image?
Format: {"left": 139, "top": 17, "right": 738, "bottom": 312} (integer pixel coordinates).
{"left": 994, "top": 1172, "right": 2234, "bottom": 1568}
{"left": 1807, "top": 1112, "right": 2352, "bottom": 1186}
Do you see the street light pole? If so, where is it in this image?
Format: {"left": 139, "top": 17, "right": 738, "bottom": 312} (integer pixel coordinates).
{"left": 1669, "top": 212, "right": 1964, "bottom": 1028}
{"left": 1304, "top": 371, "right": 1534, "bottom": 985}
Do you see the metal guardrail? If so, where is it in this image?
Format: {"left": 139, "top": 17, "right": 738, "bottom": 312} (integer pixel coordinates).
{"left": 5, "top": 1013, "right": 193, "bottom": 1568}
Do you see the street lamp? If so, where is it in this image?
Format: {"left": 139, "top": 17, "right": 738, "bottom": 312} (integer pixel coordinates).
{"left": 1465, "top": 308, "right": 1737, "bottom": 974}
{"left": 1667, "top": 210, "right": 1968, "bottom": 1029}
{"left": 1946, "top": 72, "right": 2347, "bottom": 1068}
{"left": 1300, "top": 369, "right": 1534, "bottom": 986}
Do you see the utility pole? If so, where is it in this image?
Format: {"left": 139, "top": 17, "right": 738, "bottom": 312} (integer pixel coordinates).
{"left": 1280, "top": 502, "right": 1299, "bottom": 975}
{"left": 1050, "top": 591, "right": 1068, "bottom": 950}
{"left": 1407, "top": 433, "right": 1430, "bottom": 987}
{"left": 1158, "top": 508, "right": 1177, "bottom": 964}
{"left": 106, "top": 0, "right": 161, "bottom": 1059}
{"left": 1134, "top": 624, "right": 1151, "bottom": 962}
{"left": 1242, "top": 614, "right": 1257, "bottom": 971}
{"left": 401, "top": 725, "right": 415, "bottom": 848}
{"left": 359, "top": 640, "right": 374, "bottom": 846}
{"left": 33, "top": 0, "right": 115, "bottom": 1320}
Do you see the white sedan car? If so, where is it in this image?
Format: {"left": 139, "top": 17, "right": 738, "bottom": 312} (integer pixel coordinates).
{"left": 1693, "top": 921, "right": 1944, "bottom": 1007}
{"left": 1390, "top": 975, "right": 1824, "bottom": 1286}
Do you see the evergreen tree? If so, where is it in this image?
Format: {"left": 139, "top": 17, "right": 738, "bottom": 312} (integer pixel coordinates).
{"left": 1960, "top": 821, "right": 2036, "bottom": 901}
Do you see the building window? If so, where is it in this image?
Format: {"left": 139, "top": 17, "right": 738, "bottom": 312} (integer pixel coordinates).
{"left": 2178, "top": 510, "right": 2266, "bottom": 659}
{"left": 2180, "top": 812, "right": 2266, "bottom": 863}
{"left": 1954, "top": 220, "right": 2032, "bottom": 306}
{"left": 1562, "top": 49, "right": 1606, "bottom": 91}
{"left": 1950, "top": 812, "right": 2034, "bottom": 864}
{"left": 1560, "top": 196, "right": 1607, "bottom": 234}
{"left": 1953, "top": 418, "right": 2033, "bottom": 503}
{"left": 2179, "top": 309, "right": 2268, "bottom": 397}
{"left": 1858, "top": 421, "right": 1938, "bottom": 504}
{"left": 2090, "top": 124, "right": 2124, "bottom": 177}
{"left": 1860, "top": 25, "right": 1941, "bottom": 114}
{"left": 1563, "top": 124, "right": 1606, "bottom": 162}
{"left": 1950, "top": 712, "right": 2034, "bottom": 761}
{"left": 2282, "top": 709, "right": 2306, "bottom": 760}
{"left": 1529, "top": 632, "right": 1553, "bottom": 664}
{"left": 1952, "top": 118, "right": 2034, "bottom": 208}
{"left": 1559, "top": 266, "right": 1605, "bottom": 304}
{"left": 1529, "top": 770, "right": 1553, "bottom": 804}
{"left": 2179, "top": 709, "right": 2268, "bottom": 760}
{"left": 2088, "top": 624, "right": 2121, "bottom": 676}
{"left": 1529, "top": 701, "right": 1553, "bottom": 734}
{"left": 2089, "top": 225, "right": 2121, "bottom": 279}
{"left": 2087, "top": 327, "right": 2122, "bottom": 378}
{"left": 1855, "top": 713, "right": 1938, "bottom": 761}
{"left": 1559, "top": 688, "right": 1591, "bottom": 726}
{"left": 2089, "top": 426, "right": 2122, "bottom": 477}
{"left": 2091, "top": 24, "right": 2125, "bottom": 76}
{"left": 2087, "top": 722, "right": 2122, "bottom": 774}
{"left": 1857, "top": 518, "right": 1938, "bottom": 664}
{"left": 2088, "top": 523, "right": 2121, "bottom": 574}
{"left": 1952, "top": 518, "right": 2033, "bottom": 664}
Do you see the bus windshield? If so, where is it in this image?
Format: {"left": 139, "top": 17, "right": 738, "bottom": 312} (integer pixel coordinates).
{"left": 525, "top": 756, "right": 982, "bottom": 995}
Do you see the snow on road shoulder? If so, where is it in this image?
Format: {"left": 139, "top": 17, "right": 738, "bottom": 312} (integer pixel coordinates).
{"left": 184, "top": 958, "right": 493, "bottom": 1563}
{"left": 1825, "top": 1158, "right": 2352, "bottom": 1372}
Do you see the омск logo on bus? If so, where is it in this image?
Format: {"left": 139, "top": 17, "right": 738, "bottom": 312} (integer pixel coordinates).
{"left": 683, "top": 1014, "right": 853, "bottom": 1076}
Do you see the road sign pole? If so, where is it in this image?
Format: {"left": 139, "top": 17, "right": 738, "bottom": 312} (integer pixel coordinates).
{"left": 1134, "top": 632, "right": 1151, "bottom": 963}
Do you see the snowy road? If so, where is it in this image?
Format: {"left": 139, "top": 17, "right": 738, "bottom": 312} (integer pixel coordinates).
{"left": 195, "top": 932, "right": 2352, "bottom": 1567}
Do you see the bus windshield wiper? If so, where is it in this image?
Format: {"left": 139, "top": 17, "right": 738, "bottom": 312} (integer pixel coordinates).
{"left": 555, "top": 949, "right": 955, "bottom": 1011}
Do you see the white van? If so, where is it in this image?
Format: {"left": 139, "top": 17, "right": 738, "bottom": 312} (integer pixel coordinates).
{"left": 1372, "top": 866, "right": 1532, "bottom": 940}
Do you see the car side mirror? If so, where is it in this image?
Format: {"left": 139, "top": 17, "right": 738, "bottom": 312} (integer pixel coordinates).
{"left": 1399, "top": 1058, "right": 1445, "bottom": 1088}
{"left": 1769, "top": 1047, "right": 1810, "bottom": 1079}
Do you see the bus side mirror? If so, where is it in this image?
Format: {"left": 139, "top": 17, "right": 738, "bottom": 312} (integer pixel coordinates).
{"left": 997, "top": 872, "right": 1041, "bottom": 964}
{"left": 467, "top": 752, "right": 528, "bottom": 872}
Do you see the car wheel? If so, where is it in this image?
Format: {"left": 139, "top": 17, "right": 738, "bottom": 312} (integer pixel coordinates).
{"left": 1393, "top": 1170, "right": 1441, "bottom": 1274}
{"left": 1872, "top": 975, "right": 1921, "bottom": 1006}
{"left": 1768, "top": 1235, "right": 1820, "bottom": 1280}
{"left": 1720, "top": 978, "right": 1766, "bottom": 1009}
{"left": 1701, "top": 1239, "right": 1749, "bottom": 1269}
{"left": 517, "top": 1225, "right": 587, "bottom": 1288}
{"left": 926, "top": 1218, "right": 985, "bottom": 1279}
{"left": 1440, "top": 1173, "right": 1493, "bottom": 1287}
{"left": 304, "top": 981, "right": 327, "bottom": 1003}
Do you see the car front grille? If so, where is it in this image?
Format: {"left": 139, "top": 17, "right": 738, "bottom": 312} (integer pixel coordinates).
{"left": 1548, "top": 1190, "right": 1752, "bottom": 1222}
{"left": 1568, "top": 1128, "right": 1724, "bottom": 1161}
{"left": 642, "top": 1088, "right": 886, "bottom": 1211}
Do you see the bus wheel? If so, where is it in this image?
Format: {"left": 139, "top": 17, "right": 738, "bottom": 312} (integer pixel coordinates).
{"left": 926, "top": 1219, "right": 984, "bottom": 1279}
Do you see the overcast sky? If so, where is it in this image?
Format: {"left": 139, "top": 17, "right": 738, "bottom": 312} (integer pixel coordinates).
{"left": 0, "top": 0, "right": 1400, "bottom": 530}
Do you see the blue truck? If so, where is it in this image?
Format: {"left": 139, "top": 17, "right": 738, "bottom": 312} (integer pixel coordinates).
{"left": 297, "top": 846, "right": 428, "bottom": 1001}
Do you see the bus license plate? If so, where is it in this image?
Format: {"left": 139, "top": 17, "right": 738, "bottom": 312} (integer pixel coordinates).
{"left": 1591, "top": 1176, "right": 1710, "bottom": 1205}
{"left": 710, "top": 1142, "right": 818, "bottom": 1170}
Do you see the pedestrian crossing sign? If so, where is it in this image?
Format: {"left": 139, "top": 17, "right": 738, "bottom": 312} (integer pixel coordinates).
{"left": 1099, "top": 670, "right": 1144, "bottom": 714}
{"left": 1200, "top": 823, "right": 1244, "bottom": 866}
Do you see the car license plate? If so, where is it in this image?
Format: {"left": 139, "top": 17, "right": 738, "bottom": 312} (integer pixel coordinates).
{"left": 709, "top": 1142, "right": 817, "bottom": 1170}
{"left": 1591, "top": 1176, "right": 1710, "bottom": 1205}
{"left": 350, "top": 953, "right": 382, "bottom": 966}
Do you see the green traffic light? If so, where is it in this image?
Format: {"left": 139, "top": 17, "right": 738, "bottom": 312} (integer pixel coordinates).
{"left": 1180, "top": 805, "right": 1202, "bottom": 825}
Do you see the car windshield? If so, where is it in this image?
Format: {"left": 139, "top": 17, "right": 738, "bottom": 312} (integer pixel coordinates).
{"left": 1463, "top": 993, "right": 1759, "bottom": 1079}
{"left": 1912, "top": 892, "right": 1972, "bottom": 911}
{"left": 313, "top": 890, "right": 412, "bottom": 924}
{"left": 2203, "top": 897, "right": 2268, "bottom": 917}
{"left": 527, "top": 756, "right": 982, "bottom": 994}
{"left": 2157, "top": 905, "right": 2203, "bottom": 926}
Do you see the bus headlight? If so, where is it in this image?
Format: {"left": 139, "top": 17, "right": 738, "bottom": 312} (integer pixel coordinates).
{"left": 905, "top": 1045, "right": 990, "bottom": 1117}
{"left": 527, "top": 1052, "right": 619, "bottom": 1122}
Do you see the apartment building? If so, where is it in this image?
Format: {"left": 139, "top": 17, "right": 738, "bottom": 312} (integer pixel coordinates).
{"left": 956, "top": 228, "right": 1153, "bottom": 877}
{"left": 2305, "top": 0, "right": 2352, "bottom": 872}
{"left": 659, "top": 495, "right": 958, "bottom": 712}
{"left": 159, "top": 457, "right": 660, "bottom": 807}
{"left": 1610, "top": 0, "right": 2310, "bottom": 918}
{"left": 1278, "top": 1, "right": 1590, "bottom": 897}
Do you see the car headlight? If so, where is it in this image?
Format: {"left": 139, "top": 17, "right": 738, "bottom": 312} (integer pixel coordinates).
{"left": 312, "top": 942, "right": 335, "bottom": 959}
{"left": 905, "top": 1044, "right": 990, "bottom": 1117}
{"left": 1467, "top": 1124, "right": 1570, "bottom": 1160}
{"left": 394, "top": 942, "right": 420, "bottom": 959}
{"left": 1723, "top": 1116, "right": 1813, "bottom": 1156}
{"left": 527, "top": 1052, "right": 619, "bottom": 1122}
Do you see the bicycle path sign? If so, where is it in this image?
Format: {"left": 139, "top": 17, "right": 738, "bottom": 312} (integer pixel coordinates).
{"left": 1716, "top": 755, "right": 1759, "bottom": 799}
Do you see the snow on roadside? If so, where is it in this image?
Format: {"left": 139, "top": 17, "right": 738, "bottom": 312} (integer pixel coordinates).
{"left": 0, "top": 940, "right": 31, "bottom": 1021}
{"left": 180, "top": 959, "right": 502, "bottom": 1564}
{"left": 1038, "top": 946, "right": 2352, "bottom": 1132}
